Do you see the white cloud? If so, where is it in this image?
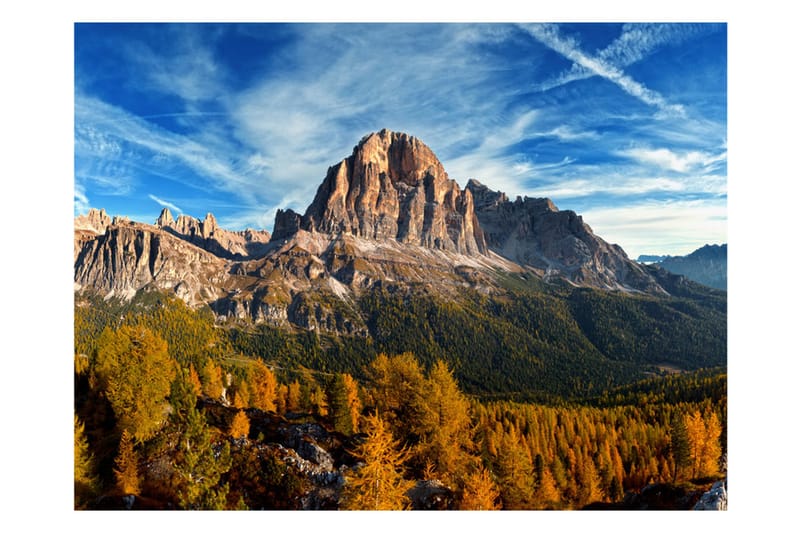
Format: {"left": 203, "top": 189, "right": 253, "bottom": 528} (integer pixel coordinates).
{"left": 524, "top": 23, "right": 685, "bottom": 116}
{"left": 580, "top": 199, "right": 727, "bottom": 258}
{"left": 620, "top": 147, "right": 727, "bottom": 173}
{"left": 148, "top": 194, "right": 183, "bottom": 214}
{"left": 74, "top": 184, "right": 90, "bottom": 215}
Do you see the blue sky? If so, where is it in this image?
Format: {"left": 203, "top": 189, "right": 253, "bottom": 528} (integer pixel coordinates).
{"left": 74, "top": 22, "right": 726, "bottom": 257}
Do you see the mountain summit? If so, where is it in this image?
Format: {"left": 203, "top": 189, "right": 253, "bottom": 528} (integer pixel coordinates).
{"left": 273, "top": 129, "right": 486, "bottom": 255}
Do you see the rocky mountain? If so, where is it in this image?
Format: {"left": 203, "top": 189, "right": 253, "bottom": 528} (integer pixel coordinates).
{"left": 274, "top": 129, "right": 486, "bottom": 256}
{"left": 466, "top": 179, "right": 664, "bottom": 293}
{"left": 75, "top": 129, "right": 710, "bottom": 330}
{"left": 640, "top": 244, "right": 727, "bottom": 291}
{"left": 155, "top": 209, "right": 272, "bottom": 260}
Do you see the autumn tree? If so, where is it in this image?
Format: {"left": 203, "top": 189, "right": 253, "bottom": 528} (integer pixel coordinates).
{"left": 367, "top": 353, "right": 427, "bottom": 446}
{"left": 340, "top": 412, "right": 413, "bottom": 510}
{"left": 93, "top": 325, "right": 176, "bottom": 442}
{"left": 229, "top": 410, "right": 250, "bottom": 440}
{"left": 114, "top": 429, "right": 140, "bottom": 495}
{"left": 74, "top": 415, "right": 99, "bottom": 509}
{"left": 415, "top": 360, "right": 475, "bottom": 484}
{"left": 459, "top": 467, "right": 501, "bottom": 510}
{"left": 494, "top": 424, "right": 535, "bottom": 509}
{"left": 286, "top": 381, "right": 301, "bottom": 413}
{"left": 248, "top": 359, "right": 277, "bottom": 412}
{"left": 686, "top": 410, "right": 722, "bottom": 479}
{"left": 199, "top": 357, "right": 225, "bottom": 402}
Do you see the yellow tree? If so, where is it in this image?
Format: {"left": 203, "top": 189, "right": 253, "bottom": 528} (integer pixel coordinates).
{"left": 367, "top": 353, "right": 427, "bottom": 445}
{"left": 686, "top": 410, "right": 722, "bottom": 479}
{"left": 200, "top": 357, "right": 225, "bottom": 401}
{"left": 535, "top": 465, "right": 562, "bottom": 508}
{"left": 228, "top": 410, "right": 250, "bottom": 440}
{"left": 459, "top": 467, "right": 501, "bottom": 510}
{"left": 286, "top": 381, "right": 301, "bottom": 413}
{"left": 340, "top": 412, "right": 413, "bottom": 510}
{"left": 114, "top": 429, "right": 139, "bottom": 495}
{"left": 93, "top": 325, "right": 176, "bottom": 442}
{"left": 417, "top": 360, "right": 474, "bottom": 484}
{"left": 248, "top": 359, "right": 277, "bottom": 412}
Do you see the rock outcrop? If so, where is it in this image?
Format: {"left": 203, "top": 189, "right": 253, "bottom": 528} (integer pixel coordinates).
{"left": 74, "top": 220, "right": 229, "bottom": 304}
{"left": 156, "top": 209, "right": 272, "bottom": 260}
{"left": 292, "top": 129, "right": 486, "bottom": 255}
{"left": 693, "top": 479, "right": 727, "bottom": 510}
{"left": 74, "top": 207, "right": 112, "bottom": 234}
{"left": 466, "top": 179, "right": 664, "bottom": 293}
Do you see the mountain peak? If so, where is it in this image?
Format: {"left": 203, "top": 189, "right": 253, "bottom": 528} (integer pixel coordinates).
{"left": 156, "top": 208, "right": 174, "bottom": 227}
{"left": 297, "top": 130, "right": 486, "bottom": 255}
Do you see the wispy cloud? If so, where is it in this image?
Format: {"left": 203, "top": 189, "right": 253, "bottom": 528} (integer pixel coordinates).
{"left": 524, "top": 23, "right": 685, "bottom": 116}
{"left": 148, "top": 194, "right": 183, "bottom": 214}
{"left": 74, "top": 184, "right": 90, "bottom": 215}
{"left": 619, "top": 147, "right": 727, "bottom": 173}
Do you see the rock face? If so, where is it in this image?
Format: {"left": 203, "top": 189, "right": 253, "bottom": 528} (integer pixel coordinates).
{"left": 294, "top": 129, "right": 486, "bottom": 255}
{"left": 156, "top": 209, "right": 272, "bottom": 260}
{"left": 466, "top": 179, "right": 663, "bottom": 293}
{"left": 74, "top": 220, "right": 229, "bottom": 304}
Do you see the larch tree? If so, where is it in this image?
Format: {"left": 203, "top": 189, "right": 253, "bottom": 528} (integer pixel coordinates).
{"left": 200, "top": 357, "right": 225, "bottom": 402}
{"left": 494, "top": 425, "right": 535, "bottom": 509}
{"left": 93, "top": 325, "right": 177, "bottom": 442}
{"left": 114, "top": 429, "right": 140, "bottom": 495}
{"left": 248, "top": 359, "right": 277, "bottom": 412}
{"left": 228, "top": 410, "right": 250, "bottom": 440}
{"left": 340, "top": 412, "right": 413, "bottom": 510}
{"left": 686, "top": 410, "right": 721, "bottom": 479}
{"left": 459, "top": 467, "right": 501, "bottom": 510}
{"left": 416, "top": 360, "right": 474, "bottom": 484}
{"left": 367, "top": 353, "right": 427, "bottom": 446}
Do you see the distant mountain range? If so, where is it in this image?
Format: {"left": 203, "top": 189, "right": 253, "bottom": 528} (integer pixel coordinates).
{"left": 637, "top": 244, "right": 727, "bottom": 291}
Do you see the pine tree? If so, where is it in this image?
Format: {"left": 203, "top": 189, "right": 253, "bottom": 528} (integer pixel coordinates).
{"left": 535, "top": 465, "right": 562, "bottom": 508}
{"left": 74, "top": 415, "right": 99, "bottom": 509}
{"left": 494, "top": 424, "right": 534, "bottom": 509}
{"left": 329, "top": 373, "right": 362, "bottom": 436}
{"left": 114, "top": 429, "right": 140, "bottom": 495}
{"left": 173, "top": 405, "right": 232, "bottom": 509}
{"left": 170, "top": 369, "right": 232, "bottom": 509}
{"left": 670, "top": 413, "right": 691, "bottom": 483}
{"left": 340, "top": 412, "right": 413, "bottom": 510}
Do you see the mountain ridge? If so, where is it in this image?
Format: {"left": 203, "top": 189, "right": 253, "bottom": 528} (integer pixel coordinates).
{"left": 74, "top": 130, "right": 719, "bottom": 329}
